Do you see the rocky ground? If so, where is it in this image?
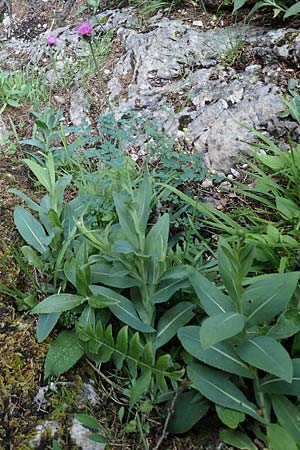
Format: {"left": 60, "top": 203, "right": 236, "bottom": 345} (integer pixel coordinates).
{"left": 0, "top": 0, "right": 300, "bottom": 448}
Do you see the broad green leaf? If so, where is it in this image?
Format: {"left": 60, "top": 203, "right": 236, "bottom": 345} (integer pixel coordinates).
{"left": 32, "top": 294, "right": 85, "bottom": 314}
{"left": 90, "top": 262, "right": 138, "bottom": 288}
{"left": 130, "top": 369, "right": 152, "bottom": 407}
{"left": 36, "top": 313, "right": 60, "bottom": 342}
{"left": 262, "top": 359, "right": 300, "bottom": 395}
{"left": 216, "top": 405, "right": 245, "bottom": 429}
{"left": 150, "top": 278, "right": 190, "bottom": 304}
{"left": 233, "top": 0, "right": 248, "bottom": 13}
{"left": 88, "top": 294, "right": 119, "bottom": 308}
{"left": 14, "top": 206, "right": 51, "bottom": 254}
{"left": 44, "top": 330, "right": 84, "bottom": 378}
{"left": 271, "top": 395, "right": 300, "bottom": 445}
{"left": 236, "top": 336, "right": 293, "bottom": 382}
{"left": 218, "top": 241, "right": 255, "bottom": 303}
{"left": 276, "top": 195, "right": 300, "bottom": 220}
{"left": 21, "top": 246, "right": 44, "bottom": 269}
{"left": 136, "top": 173, "right": 152, "bottom": 236}
{"left": 187, "top": 362, "right": 261, "bottom": 421}
{"left": 78, "top": 305, "right": 95, "bottom": 330}
{"left": 23, "top": 158, "right": 52, "bottom": 192}
{"left": 267, "top": 424, "right": 298, "bottom": 450}
{"left": 75, "top": 414, "right": 101, "bottom": 430}
{"left": 200, "top": 312, "right": 245, "bottom": 349}
{"left": 220, "top": 429, "right": 258, "bottom": 450}
{"left": 8, "top": 188, "right": 43, "bottom": 213}
{"left": 114, "top": 326, "right": 128, "bottom": 370}
{"left": 284, "top": 2, "right": 300, "bottom": 18}
{"left": 187, "top": 267, "right": 234, "bottom": 315}
{"left": 89, "top": 285, "right": 154, "bottom": 333}
{"left": 52, "top": 440, "right": 62, "bottom": 450}
{"left": 178, "top": 326, "right": 253, "bottom": 378}
{"left": 113, "top": 192, "right": 139, "bottom": 249}
{"left": 243, "top": 272, "right": 300, "bottom": 326}
{"left": 88, "top": 433, "right": 108, "bottom": 443}
{"left": 167, "top": 390, "right": 210, "bottom": 434}
{"left": 154, "top": 302, "right": 195, "bottom": 350}
{"left": 267, "top": 308, "right": 300, "bottom": 340}
{"left": 145, "top": 213, "right": 169, "bottom": 259}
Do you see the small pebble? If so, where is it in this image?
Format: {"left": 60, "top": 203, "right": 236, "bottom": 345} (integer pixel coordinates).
{"left": 201, "top": 179, "right": 213, "bottom": 189}
{"left": 230, "top": 168, "right": 240, "bottom": 177}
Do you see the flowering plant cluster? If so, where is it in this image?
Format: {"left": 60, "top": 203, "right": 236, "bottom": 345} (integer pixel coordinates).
{"left": 46, "top": 21, "right": 93, "bottom": 46}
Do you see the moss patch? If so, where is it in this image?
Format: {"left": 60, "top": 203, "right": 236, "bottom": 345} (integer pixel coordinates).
{"left": 0, "top": 300, "right": 49, "bottom": 449}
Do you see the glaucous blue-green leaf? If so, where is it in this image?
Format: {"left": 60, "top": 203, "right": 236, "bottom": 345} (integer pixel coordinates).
{"left": 187, "top": 267, "right": 234, "bottom": 315}
{"left": 44, "top": 330, "right": 84, "bottom": 378}
{"left": 236, "top": 336, "right": 293, "bottom": 382}
{"left": 187, "top": 362, "right": 262, "bottom": 421}
{"left": 150, "top": 278, "right": 190, "bottom": 304}
{"left": 89, "top": 285, "right": 154, "bottom": 333}
{"left": 220, "top": 429, "right": 258, "bottom": 450}
{"left": 36, "top": 312, "right": 60, "bottom": 342}
{"left": 267, "top": 424, "right": 298, "bottom": 450}
{"left": 200, "top": 312, "right": 245, "bottom": 349}
{"left": 167, "top": 390, "right": 210, "bottom": 434}
{"left": 32, "top": 294, "right": 85, "bottom": 314}
{"left": 145, "top": 213, "right": 169, "bottom": 259}
{"left": 154, "top": 302, "right": 195, "bottom": 350}
{"left": 14, "top": 206, "right": 51, "bottom": 254}
{"left": 88, "top": 294, "right": 119, "bottom": 309}
{"left": 23, "top": 158, "right": 52, "bottom": 192}
{"left": 261, "top": 359, "right": 300, "bottom": 395}
{"left": 178, "top": 326, "right": 253, "bottom": 378}
{"left": 91, "top": 263, "right": 138, "bottom": 288}
{"left": 267, "top": 308, "right": 300, "bottom": 340}
{"left": 271, "top": 395, "right": 300, "bottom": 446}
{"left": 243, "top": 272, "right": 299, "bottom": 326}
{"left": 8, "top": 188, "right": 43, "bottom": 213}
{"left": 284, "top": 2, "right": 300, "bottom": 18}
{"left": 78, "top": 305, "right": 95, "bottom": 330}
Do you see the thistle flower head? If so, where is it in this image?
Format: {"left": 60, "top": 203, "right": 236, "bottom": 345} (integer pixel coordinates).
{"left": 47, "top": 35, "right": 57, "bottom": 46}
{"left": 76, "top": 21, "right": 93, "bottom": 37}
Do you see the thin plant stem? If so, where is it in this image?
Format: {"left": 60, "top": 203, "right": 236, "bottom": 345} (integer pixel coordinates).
{"left": 88, "top": 39, "right": 123, "bottom": 152}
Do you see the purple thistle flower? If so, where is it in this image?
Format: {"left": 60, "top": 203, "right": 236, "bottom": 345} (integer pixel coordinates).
{"left": 76, "top": 21, "right": 93, "bottom": 37}
{"left": 47, "top": 35, "right": 58, "bottom": 46}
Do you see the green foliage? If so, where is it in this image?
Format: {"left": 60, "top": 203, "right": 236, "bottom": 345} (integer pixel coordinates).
{"left": 233, "top": 0, "right": 300, "bottom": 18}
{"left": 178, "top": 238, "right": 300, "bottom": 448}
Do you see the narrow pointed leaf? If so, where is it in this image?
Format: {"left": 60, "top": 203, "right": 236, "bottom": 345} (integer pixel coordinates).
{"left": 130, "top": 369, "right": 152, "bottom": 407}
{"left": 267, "top": 424, "right": 298, "bottom": 450}
{"left": 14, "top": 206, "right": 51, "bottom": 254}
{"left": 154, "top": 302, "right": 195, "bottom": 350}
{"left": 236, "top": 336, "right": 293, "bottom": 382}
{"left": 187, "top": 267, "right": 234, "bottom": 315}
{"left": 36, "top": 312, "right": 60, "bottom": 342}
{"left": 89, "top": 285, "right": 154, "bottom": 333}
{"left": 32, "top": 294, "right": 85, "bottom": 314}
{"left": 220, "top": 429, "right": 258, "bottom": 450}
{"left": 187, "top": 362, "right": 262, "bottom": 421}
{"left": 243, "top": 272, "right": 300, "bottom": 326}
{"left": 271, "top": 395, "right": 300, "bottom": 445}
{"left": 261, "top": 359, "right": 300, "bottom": 395}
{"left": 178, "top": 326, "right": 253, "bottom": 378}
{"left": 200, "top": 313, "right": 245, "bottom": 349}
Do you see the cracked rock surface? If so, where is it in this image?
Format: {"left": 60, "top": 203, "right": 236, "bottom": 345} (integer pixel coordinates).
{"left": 1, "top": 8, "right": 300, "bottom": 171}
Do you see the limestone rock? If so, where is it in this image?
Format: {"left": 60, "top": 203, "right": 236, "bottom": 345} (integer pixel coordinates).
{"left": 70, "top": 418, "right": 105, "bottom": 450}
